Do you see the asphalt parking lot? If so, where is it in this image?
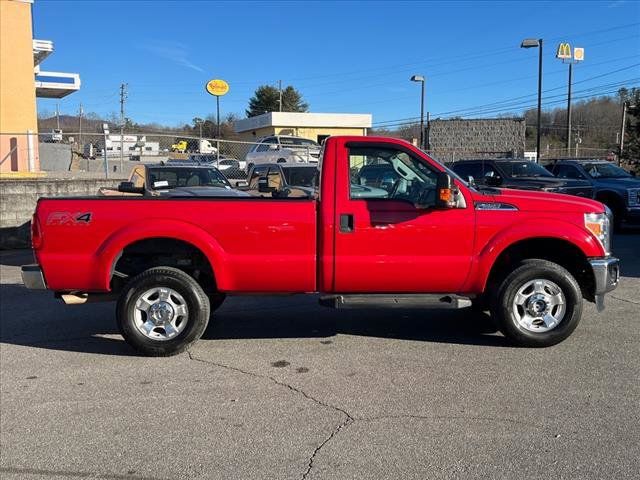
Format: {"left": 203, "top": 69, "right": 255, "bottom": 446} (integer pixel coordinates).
{"left": 1, "top": 233, "right": 638, "bottom": 480}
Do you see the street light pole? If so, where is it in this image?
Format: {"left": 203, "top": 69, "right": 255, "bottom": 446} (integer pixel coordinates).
{"left": 411, "top": 75, "right": 426, "bottom": 149}
{"left": 521, "top": 38, "right": 543, "bottom": 163}
{"left": 566, "top": 62, "right": 572, "bottom": 155}
{"left": 535, "top": 39, "right": 543, "bottom": 163}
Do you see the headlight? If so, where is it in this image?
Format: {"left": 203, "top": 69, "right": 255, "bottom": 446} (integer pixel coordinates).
{"left": 584, "top": 210, "right": 611, "bottom": 255}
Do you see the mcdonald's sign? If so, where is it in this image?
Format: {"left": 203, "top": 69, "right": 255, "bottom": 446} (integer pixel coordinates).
{"left": 556, "top": 43, "right": 572, "bottom": 60}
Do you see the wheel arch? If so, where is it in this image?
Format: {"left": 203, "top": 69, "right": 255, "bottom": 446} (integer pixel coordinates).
{"left": 466, "top": 220, "right": 604, "bottom": 302}
{"left": 484, "top": 237, "right": 596, "bottom": 302}
{"left": 94, "top": 220, "right": 230, "bottom": 292}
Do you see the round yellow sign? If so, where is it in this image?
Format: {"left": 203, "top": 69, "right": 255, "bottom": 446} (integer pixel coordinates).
{"left": 205, "top": 79, "right": 229, "bottom": 96}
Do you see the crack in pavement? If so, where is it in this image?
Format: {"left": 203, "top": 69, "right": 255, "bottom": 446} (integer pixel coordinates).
{"left": 0, "top": 466, "right": 168, "bottom": 480}
{"left": 609, "top": 294, "right": 640, "bottom": 305}
{"left": 186, "top": 350, "right": 353, "bottom": 480}
{"left": 186, "top": 351, "right": 549, "bottom": 478}
{"left": 354, "top": 413, "right": 540, "bottom": 428}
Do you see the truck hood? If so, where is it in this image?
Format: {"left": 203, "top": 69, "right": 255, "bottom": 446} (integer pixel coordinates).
{"left": 591, "top": 176, "right": 640, "bottom": 189}
{"left": 502, "top": 176, "right": 591, "bottom": 189}
{"left": 472, "top": 187, "right": 604, "bottom": 213}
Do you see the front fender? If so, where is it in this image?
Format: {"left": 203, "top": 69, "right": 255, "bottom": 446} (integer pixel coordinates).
{"left": 463, "top": 218, "right": 605, "bottom": 293}
{"left": 94, "top": 219, "right": 229, "bottom": 291}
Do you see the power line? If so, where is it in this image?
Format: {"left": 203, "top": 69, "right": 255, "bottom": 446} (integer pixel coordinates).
{"left": 372, "top": 66, "right": 640, "bottom": 126}
{"left": 372, "top": 83, "right": 639, "bottom": 129}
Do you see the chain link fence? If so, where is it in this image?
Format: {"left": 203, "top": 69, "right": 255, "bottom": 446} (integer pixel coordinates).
{"left": 1, "top": 131, "right": 617, "bottom": 180}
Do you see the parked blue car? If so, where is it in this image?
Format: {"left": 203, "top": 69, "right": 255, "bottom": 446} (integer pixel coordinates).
{"left": 546, "top": 159, "right": 640, "bottom": 229}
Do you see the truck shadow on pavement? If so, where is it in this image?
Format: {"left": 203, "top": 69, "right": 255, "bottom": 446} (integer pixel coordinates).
{"left": 0, "top": 283, "right": 508, "bottom": 356}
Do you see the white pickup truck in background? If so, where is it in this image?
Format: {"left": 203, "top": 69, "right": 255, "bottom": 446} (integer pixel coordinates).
{"left": 244, "top": 135, "right": 321, "bottom": 168}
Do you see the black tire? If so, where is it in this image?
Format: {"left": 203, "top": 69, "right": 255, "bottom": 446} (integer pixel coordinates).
{"left": 116, "top": 267, "right": 210, "bottom": 356}
{"left": 277, "top": 158, "right": 287, "bottom": 163}
{"left": 492, "top": 259, "right": 583, "bottom": 347}
{"left": 471, "top": 295, "right": 490, "bottom": 312}
{"left": 598, "top": 196, "right": 624, "bottom": 232}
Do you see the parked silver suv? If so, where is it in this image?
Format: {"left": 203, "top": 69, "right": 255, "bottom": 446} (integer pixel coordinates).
{"left": 245, "top": 135, "right": 321, "bottom": 169}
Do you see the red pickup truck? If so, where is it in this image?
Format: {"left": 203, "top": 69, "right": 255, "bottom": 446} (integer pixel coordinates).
{"left": 22, "top": 136, "right": 620, "bottom": 356}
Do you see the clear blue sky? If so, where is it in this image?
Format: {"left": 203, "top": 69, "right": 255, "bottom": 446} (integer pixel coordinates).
{"left": 34, "top": 0, "right": 640, "bottom": 129}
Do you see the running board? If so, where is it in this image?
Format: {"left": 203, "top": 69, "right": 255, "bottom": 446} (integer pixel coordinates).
{"left": 319, "top": 294, "right": 472, "bottom": 309}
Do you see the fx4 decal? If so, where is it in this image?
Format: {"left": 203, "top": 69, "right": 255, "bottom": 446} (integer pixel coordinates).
{"left": 46, "top": 212, "right": 92, "bottom": 226}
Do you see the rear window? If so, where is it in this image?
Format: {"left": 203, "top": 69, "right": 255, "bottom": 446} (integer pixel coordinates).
{"left": 279, "top": 137, "right": 319, "bottom": 147}
{"left": 147, "top": 168, "right": 230, "bottom": 189}
{"left": 499, "top": 161, "right": 553, "bottom": 178}
{"left": 282, "top": 167, "right": 318, "bottom": 187}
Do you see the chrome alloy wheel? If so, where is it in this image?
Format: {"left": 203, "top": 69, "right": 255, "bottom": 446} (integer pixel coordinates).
{"left": 512, "top": 279, "right": 566, "bottom": 333}
{"left": 133, "top": 287, "right": 189, "bottom": 341}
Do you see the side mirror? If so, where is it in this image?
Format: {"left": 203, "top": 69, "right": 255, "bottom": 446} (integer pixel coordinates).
{"left": 118, "top": 181, "right": 144, "bottom": 194}
{"left": 258, "top": 177, "right": 275, "bottom": 193}
{"left": 235, "top": 180, "right": 249, "bottom": 188}
{"left": 435, "top": 172, "right": 456, "bottom": 209}
{"left": 268, "top": 144, "right": 279, "bottom": 150}
{"left": 484, "top": 175, "right": 503, "bottom": 187}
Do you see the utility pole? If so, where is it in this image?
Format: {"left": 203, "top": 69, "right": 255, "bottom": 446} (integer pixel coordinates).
{"left": 119, "top": 82, "right": 128, "bottom": 172}
{"left": 55, "top": 103, "right": 60, "bottom": 130}
{"left": 278, "top": 80, "right": 283, "bottom": 112}
{"left": 618, "top": 101, "right": 628, "bottom": 166}
{"left": 78, "top": 103, "right": 83, "bottom": 148}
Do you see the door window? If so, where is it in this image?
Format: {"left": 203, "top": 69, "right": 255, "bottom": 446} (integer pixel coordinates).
{"left": 555, "top": 164, "right": 586, "bottom": 179}
{"left": 132, "top": 168, "right": 145, "bottom": 188}
{"left": 348, "top": 147, "right": 438, "bottom": 206}
{"left": 452, "top": 162, "right": 484, "bottom": 182}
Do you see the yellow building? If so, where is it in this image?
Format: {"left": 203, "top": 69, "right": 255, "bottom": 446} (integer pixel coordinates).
{"left": 234, "top": 112, "right": 372, "bottom": 144}
{"left": 0, "top": 0, "right": 80, "bottom": 173}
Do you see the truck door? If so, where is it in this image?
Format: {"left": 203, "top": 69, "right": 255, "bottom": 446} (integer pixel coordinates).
{"left": 333, "top": 143, "right": 475, "bottom": 293}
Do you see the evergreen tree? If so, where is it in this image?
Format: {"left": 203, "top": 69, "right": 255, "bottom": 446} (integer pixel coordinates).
{"left": 246, "top": 85, "right": 309, "bottom": 117}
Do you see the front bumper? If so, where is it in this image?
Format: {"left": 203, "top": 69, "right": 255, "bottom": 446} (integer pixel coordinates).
{"left": 589, "top": 257, "right": 620, "bottom": 311}
{"left": 624, "top": 207, "right": 640, "bottom": 224}
{"left": 21, "top": 264, "right": 47, "bottom": 290}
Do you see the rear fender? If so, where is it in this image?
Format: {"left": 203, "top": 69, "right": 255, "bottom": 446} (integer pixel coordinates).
{"left": 94, "top": 219, "right": 229, "bottom": 291}
{"left": 464, "top": 219, "right": 605, "bottom": 293}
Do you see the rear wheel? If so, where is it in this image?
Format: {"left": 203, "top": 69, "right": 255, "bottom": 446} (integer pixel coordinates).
{"left": 116, "top": 267, "right": 210, "bottom": 356}
{"left": 492, "top": 259, "right": 582, "bottom": 347}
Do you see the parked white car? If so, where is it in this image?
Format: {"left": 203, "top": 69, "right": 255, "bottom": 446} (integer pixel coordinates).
{"left": 43, "top": 129, "right": 63, "bottom": 143}
{"left": 245, "top": 135, "right": 321, "bottom": 169}
{"left": 187, "top": 154, "right": 247, "bottom": 173}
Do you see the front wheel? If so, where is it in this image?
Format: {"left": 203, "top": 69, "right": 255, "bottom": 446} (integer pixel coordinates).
{"left": 492, "top": 259, "right": 583, "bottom": 347}
{"left": 116, "top": 267, "right": 210, "bottom": 356}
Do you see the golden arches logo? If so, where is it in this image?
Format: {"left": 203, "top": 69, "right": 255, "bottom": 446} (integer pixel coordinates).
{"left": 556, "top": 43, "right": 572, "bottom": 60}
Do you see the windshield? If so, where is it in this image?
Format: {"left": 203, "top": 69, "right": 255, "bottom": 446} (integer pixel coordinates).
{"left": 147, "top": 168, "right": 230, "bottom": 190}
{"left": 282, "top": 166, "right": 318, "bottom": 187}
{"left": 583, "top": 163, "right": 631, "bottom": 179}
{"left": 279, "top": 137, "right": 319, "bottom": 147}
{"left": 500, "top": 161, "right": 554, "bottom": 178}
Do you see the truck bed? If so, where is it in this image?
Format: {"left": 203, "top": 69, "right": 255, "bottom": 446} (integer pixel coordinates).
{"left": 35, "top": 197, "right": 317, "bottom": 293}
